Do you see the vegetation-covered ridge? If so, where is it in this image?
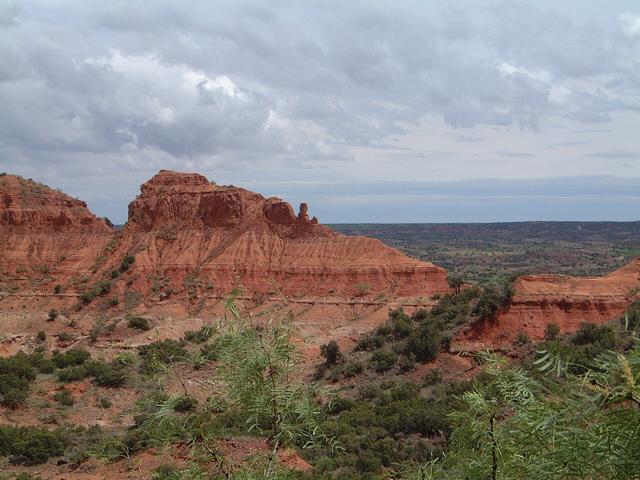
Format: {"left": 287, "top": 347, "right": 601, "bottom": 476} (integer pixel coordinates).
{"left": 2, "top": 291, "right": 639, "bottom": 478}
{"left": 333, "top": 222, "right": 640, "bottom": 282}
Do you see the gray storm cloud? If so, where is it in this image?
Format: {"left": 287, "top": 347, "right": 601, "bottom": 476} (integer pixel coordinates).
{"left": 0, "top": 0, "right": 639, "bottom": 222}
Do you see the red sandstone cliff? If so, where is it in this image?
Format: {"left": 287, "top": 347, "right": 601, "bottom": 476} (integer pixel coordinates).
{"left": 99, "top": 170, "right": 450, "bottom": 299}
{"left": 454, "top": 259, "right": 640, "bottom": 351}
{"left": 0, "top": 171, "right": 450, "bottom": 304}
{"left": 0, "top": 174, "right": 113, "bottom": 290}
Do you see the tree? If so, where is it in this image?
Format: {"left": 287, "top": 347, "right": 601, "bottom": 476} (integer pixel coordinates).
{"left": 436, "top": 343, "right": 640, "bottom": 479}
{"left": 320, "top": 340, "right": 343, "bottom": 366}
{"left": 217, "top": 298, "right": 331, "bottom": 478}
{"left": 447, "top": 273, "right": 464, "bottom": 295}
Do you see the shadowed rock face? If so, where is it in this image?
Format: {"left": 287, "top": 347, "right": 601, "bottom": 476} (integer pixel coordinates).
{"left": 0, "top": 170, "right": 451, "bottom": 303}
{"left": 454, "top": 259, "right": 640, "bottom": 351}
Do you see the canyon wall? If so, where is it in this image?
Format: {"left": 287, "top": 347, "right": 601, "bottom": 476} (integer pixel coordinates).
{"left": 99, "top": 170, "right": 450, "bottom": 299}
{"left": 0, "top": 174, "right": 113, "bottom": 289}
{"left": 0, "top": 171, "right": 450, "bottom": 306}
{"left": 455, "top": 259, "right": 640, "bottom": 350}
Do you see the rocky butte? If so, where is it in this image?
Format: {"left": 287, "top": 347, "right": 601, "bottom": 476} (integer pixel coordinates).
{"left": 454, "top": 258, "right": 640, "bottom": 350}
{"left": 0, "top": 170, "right": 450, "bottom": 310}
{"left": 0, "top": 173, "right": 113, "bottom": 291}
{"left": 98, "top": 170, "right": 451, "bottom": 300}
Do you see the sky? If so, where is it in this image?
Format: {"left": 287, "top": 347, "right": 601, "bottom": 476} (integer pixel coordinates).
{"left": 1, "top": 0, "right": 639, "bottom": 223}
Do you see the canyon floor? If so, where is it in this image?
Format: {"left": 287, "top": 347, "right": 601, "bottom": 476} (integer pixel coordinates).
{"left": 334, "top": 221, "right": 640, "bottom": 283}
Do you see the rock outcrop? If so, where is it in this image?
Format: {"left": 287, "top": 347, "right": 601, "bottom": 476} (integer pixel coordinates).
{"left": 0, "top": 174, "right": 113, "bottom": 287}
{"left": 0, "top": 170, "right": 450, "bottom": 305}
{"left": 102, "top": 170, "right": 450, "bottom": 299}
{"left": 455, "top": 259, "right": 640, "bottom": 350}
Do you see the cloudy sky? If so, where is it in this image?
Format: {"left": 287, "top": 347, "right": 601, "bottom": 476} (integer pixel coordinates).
{"left": 1, "top": 0, "right": 639, "bottom": 223}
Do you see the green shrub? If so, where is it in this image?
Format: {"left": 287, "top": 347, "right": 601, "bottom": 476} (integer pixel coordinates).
{"left": 0, "top": 353, "right": 37, "bottom": 382}
{"left": 354, "top": 282, "right": 372, "bottom": 296}
{"left": 119, "top": 255, "right": 135, "bottom": 273}
{"left": 0, "top": 374, "right": 30, "bottom": 408}
{"left": 620, "top": 301, "right": 640, "bottom": 331}
{"left": 390, "top": 317, "right": 412, "bottom": 339}
{"left": 53, "top": 388, "right": 74, "bottom": 406}
{"left": 80, "top": 280, "right": 112, "bottom": 305}
{"left": 354, "top": 333, "right": 384, "bottom": 352}
{"left": 317, "top": 379, "right": 465, "bottom": 476}
{"left": 473, "top": 280, "right": 514, "bottom": 319}
{"left": 404, "top": 324, "right": 439, "bottom": 362}
{"left": 199, "top": 342, "right": 219, "bottom": 361}
{"left": 356, "top": 450, "right": 382, "bottom": 473}
{"left": 184, "top": 325, "right": 214, "bottom": 344}
{"left": 152, "top": 464, "right": 182, "bottom": 480}
{"left": 514, "top": 331, "right": 531, "bottom": 346}
{"left": 423, "top": 368, "right": 443, "bottom": 386}
{"left": 15, "top": 473, "right": 44, "bottom": 480}
{"left": 36, "top": 330, "right": 46, "bottom": 342}
{"left": 370, "top": 349, "right": 397, "bottom": 372}
{"left": 544, "top": 322, "right": 561, "bottom": 340}
{"left": 173, "top": 395, "right": 198, "bottom": 412}
{"left": 58, "top": 360, "right": 126, "bottom": 387}
{"left": 98, "top": 397, "right": 112, "bottom": 409}
{"left": 0, "top": 353, "right": 38, "bottom": 408}
{"left": 138, "top": 340, "right": 188, "bottom": 373}
{"left": 412, "top": 308, "right": 430, "bottom": 321}
{"left": 398, "top": 354, "right": 416, "bottom": 372}
{"left": 58, "top": 364, "right": 91, "bottom": 383}
{"left": 572, "top": 322, "right": 615, "bottom": 349}
{"left": 47, "top": 309, "right": 58, "bottom": 322}
{"left": 92, "top": 362, "right": 127, "bottom": 387}
{"left": 53, "top": 348, "right": 90, "bottom": 369}
{"left": 57, "top": 332, "right": 73, "bottom": 342}
{"left": 53, "top": 284, "right": 62, "bottom": 294}
{"left": 447, "top": 273, "right": 465, "bottom": 294}
{"left": 127, "top": 315, "right": 151, "bottom": 331}
{"left": 320, "top": 340, "right": 343, "bottom": 366}
{"left": 430, "top": 287, "right": 480, "bottom": 329}
{"left": 0, "top": 426, "right": 67, "bottom": 465}
{"left": 29, "top": 354, "right": 56, "bottom": 374}
{"left": 341, "top": 360, "right": 364, "bottom": 378}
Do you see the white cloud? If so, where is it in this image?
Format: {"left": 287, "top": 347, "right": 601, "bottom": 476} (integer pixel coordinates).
{"left": 1, "top": 1, "right": 639, "bottom": 223}
{"left": 548, "top": 85, "right": 572, "bottom": 105}
{"left": 498, "top": 62, "right": 552, "bottom": 83}
{"left": 620, "top": 12, "right": 640, "bottom": 37}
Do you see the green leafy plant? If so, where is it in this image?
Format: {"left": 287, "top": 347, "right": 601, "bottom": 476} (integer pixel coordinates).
{"left": 369, "top": 349, "right": 397, "bottom": 372}
{"left": 53, "top": 388, "right": 74, "bottom": 406}
{"left": 217, "top": 297, "right": 332, "bottom": 478}
{"left": 127, "top": 315, "right": 151, "bottom": 331}
{"left": 0, "top": 426, "right": 67, "bottom": 465}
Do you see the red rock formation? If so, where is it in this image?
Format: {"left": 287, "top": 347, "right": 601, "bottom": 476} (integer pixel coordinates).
{"left": 102, "top": 170, "right": 450, "bottom": 299}
{"left": 454, "top": 259, "right": 640, "bottom": 351}
{"left": 0, "top": 174, "right": 113, "bottom": 286}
